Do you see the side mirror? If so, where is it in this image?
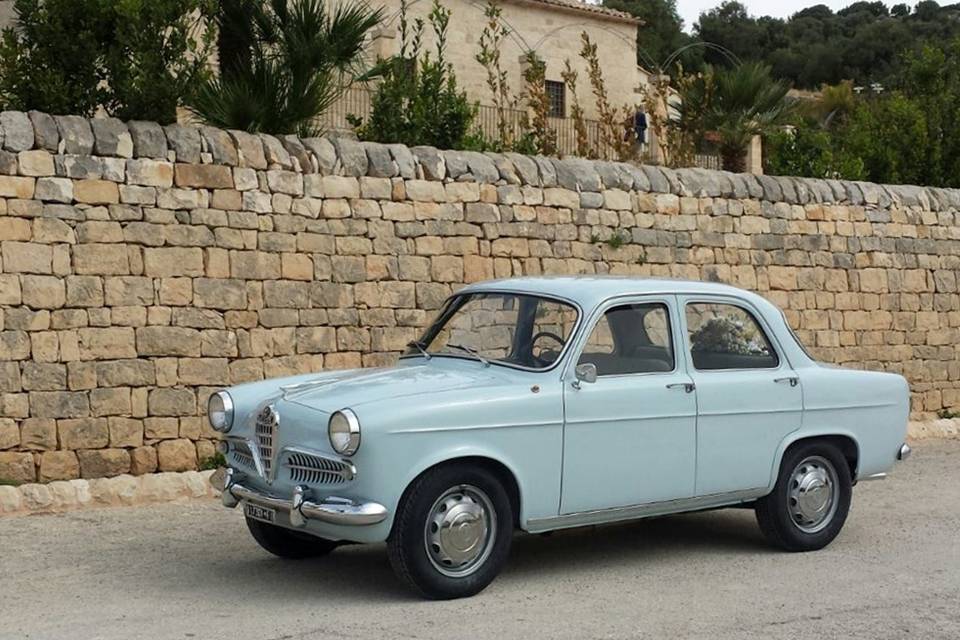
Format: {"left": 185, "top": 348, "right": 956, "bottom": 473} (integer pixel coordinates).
{"left": 573, "top": 362, "right": 597, "bottom": 387}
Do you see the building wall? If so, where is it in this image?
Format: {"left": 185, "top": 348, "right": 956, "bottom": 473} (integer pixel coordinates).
{"left": 0, "top": 0, "right": 644, "bottom": 127}
{"left": 0, "top": 111, "right": 958, "bottom": 484}
{"left": 372, "top": 0, "right": 643, "bottom": 122}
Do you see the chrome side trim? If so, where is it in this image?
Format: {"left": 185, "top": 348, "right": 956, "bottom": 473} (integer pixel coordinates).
{"left": 526, "top": 489, "right": 764, "bottom": 533}
{"left": 225, "top": 480, "right": 388, "bottom": 527}
{"left": 859, "top": 472, "right": 887, "bottom": 482}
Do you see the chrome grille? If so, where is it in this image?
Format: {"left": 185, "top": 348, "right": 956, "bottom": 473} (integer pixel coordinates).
{"left": 285, "top": 452, "right": 354, "bottom": 485}
{"left": 255, "top": 405, "right": 278, "bottom": 477}
{"left": 229, "top": 441, "right": 255, "bottom": 469}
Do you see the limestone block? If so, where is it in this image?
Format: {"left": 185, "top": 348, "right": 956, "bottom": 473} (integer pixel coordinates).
{"left": 128, "top": 120, "right": 167, "bottom": 158}
{"left": 29, "top": 111, "right": 59, "bottom": 152}
{"left": 55, "top": 116, "right": 94, "bottom": 154}
{"left": 78, "top": 448, "right": 130, "bottom": 478}
{"left": 148, "top": 388, "right": 195, "bottom": 416}
{"left": 0, "top": 331, "right": 30, "bottom": 360}
{"left": 29, "top": 391, "right": 89, "bottom": 419}
{"left": 157, "top": 438, "right": 198, "bottom": 472}
{"left": 164, "top": 124, "right": 202, "bottom": 163}
{"left": 18, "top": 149, "right": 55, "bottom": 176}
{"left": 21, "top": 274, "right": 66, "bottom": 309}
{"left": 20, "top": 363, "right": 66, "bottom": 392}
{"left": 129, "top": 446, "right": 158, "bottom": 475}
{"left": 126, "top": 158, "right": 174, "bottom": 187}
{"left": 174, "top": 163, "right": 233, "bottom": 189}
{"left": 91, "top": 118, "right": 133, "bottom": 157}
{"left": 39, "top": 450, "right": 80, "bottom": 482}
{"left": 142, "top": 247, "right": 204, "bottom": 277}
{"left": 77, "top": 327, "right": 137, "bottom": 360}
{"left": 0, "top": 418, "right": 19, "bottom": 449}
{"left": 108, "top": 417, "right": 143, "bottom": 448}
{"left": 74, "top": 179, "right": 119, "bottom": 204}
{"left": 104, "top": 276, "right": 154, "bottom": 306}
{"left": 72, "top": 243, "right": 129, "bottom": 275}
{"left": 201, "top": 126, "right": 239, "bottom": 165}
{"left": 136, "top": 326, "right": 201, "bottom": 357}
{"left": 90, "top": 387, "right": 131, "bottom": 417}
{"left": 1, "top": 110, "right": 34, "bottom": 151}
{"left": 58, "top": 417, "right": 108, "bottom": 449}
{"left": 0, "top": 450, "right": 34, "bottom": 483}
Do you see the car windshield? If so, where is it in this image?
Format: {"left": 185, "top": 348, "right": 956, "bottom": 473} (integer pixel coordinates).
{"left": 404, "top": 292, "right": 579, "bottom": 370}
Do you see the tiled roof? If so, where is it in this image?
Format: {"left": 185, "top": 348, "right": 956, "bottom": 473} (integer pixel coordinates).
{"left": 519, "top": 0, "right": 642, "bottom": 24}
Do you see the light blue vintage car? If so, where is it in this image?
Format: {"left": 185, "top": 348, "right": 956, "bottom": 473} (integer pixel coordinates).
{"left": 209, "top": 276, "right": 911, "bottom": 599}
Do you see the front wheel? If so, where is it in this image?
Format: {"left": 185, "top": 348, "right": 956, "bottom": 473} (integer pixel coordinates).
{"left": 755, "top": 441, "right": 852, "bottom": 552}
{"left": 245, "top": 516, "right": 338, "bottom": 559}
{"left": 387, "top": 464, "right": 514, "bottom": 599}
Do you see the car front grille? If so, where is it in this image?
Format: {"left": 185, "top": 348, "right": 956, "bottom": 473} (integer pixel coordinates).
{"left": 230, "top": 440, "right": 255, "bottom": 470}
{"left": 285, "top": 451, "right": 354, "bottom": 485}
{"left": 255, "top": 405, "right": 278, "bottom": 477}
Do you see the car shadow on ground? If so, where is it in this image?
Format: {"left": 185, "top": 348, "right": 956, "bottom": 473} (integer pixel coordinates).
{"left": 155, "top": 507, "right": 772, "bottom": 604}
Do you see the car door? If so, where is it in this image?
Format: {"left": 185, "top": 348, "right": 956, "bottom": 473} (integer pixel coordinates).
{"left": 678, "top": 296, "right": 803, "bottom": 496}
{"left": 560, "top": 296, "right": 697, "bottom": 514}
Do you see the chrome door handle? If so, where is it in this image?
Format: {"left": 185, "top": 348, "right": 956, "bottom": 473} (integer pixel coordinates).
{"left": 774, "top": 376, "right": 799, "bottom": 387}
{"left": 666, "top": 382, "right": 695, "bottom": 393}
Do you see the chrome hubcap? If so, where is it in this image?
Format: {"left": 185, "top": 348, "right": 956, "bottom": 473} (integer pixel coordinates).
{"left": 788, "top": 455, "right": 838, "bottom": 534}
{"left": 425, "top": 484, "right": 496, "bottom": 578}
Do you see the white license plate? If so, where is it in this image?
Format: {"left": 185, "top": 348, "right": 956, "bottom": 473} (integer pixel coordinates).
{"left": 244, "top": 503, "right": 276, "bottom": 524}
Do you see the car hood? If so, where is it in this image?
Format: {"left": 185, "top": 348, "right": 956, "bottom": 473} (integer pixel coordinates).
{"left": 280, "top": 359, "right": 510, "bottom": 414}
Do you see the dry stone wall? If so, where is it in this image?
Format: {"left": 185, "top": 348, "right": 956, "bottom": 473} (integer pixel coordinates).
{"left": 0, "top": 110, "right": 958, "bottom": 483}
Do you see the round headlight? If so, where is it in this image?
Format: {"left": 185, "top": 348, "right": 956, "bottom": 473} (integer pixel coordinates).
{"left": 208, "top": 391, "right": 234, "bottom": 433}
{"left": 328, "top": 409, "right": 361, "bottom": 456}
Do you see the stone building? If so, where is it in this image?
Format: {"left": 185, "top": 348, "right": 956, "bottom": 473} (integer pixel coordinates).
{"left": 368, "top": 0, "right": 644, "bottom": 122}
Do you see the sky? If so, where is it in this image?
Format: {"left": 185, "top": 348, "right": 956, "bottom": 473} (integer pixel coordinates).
{"left": 676, "top": 1, "right": 901, "bottom": 30}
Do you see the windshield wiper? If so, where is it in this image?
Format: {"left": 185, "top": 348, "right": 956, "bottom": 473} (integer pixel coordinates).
{"left": 445, "top": 343, "right": 490, "bottom": 367}
{"left": 406, "top": 340, "right": 431, "bottom": 360}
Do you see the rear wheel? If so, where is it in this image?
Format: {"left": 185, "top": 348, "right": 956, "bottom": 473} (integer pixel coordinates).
{"left": 755, "top": 441, "right": 852, "bottom": 551}
{"left": 388, "top": 464, "right": 513, "bottom": 599}
{"left": 245, "top": 516, "right": 338, "bottom": 559}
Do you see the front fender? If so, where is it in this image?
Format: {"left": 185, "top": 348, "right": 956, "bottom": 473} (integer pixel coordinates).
{"left": 369, "top": 422, "right": 564, "bottom": 532}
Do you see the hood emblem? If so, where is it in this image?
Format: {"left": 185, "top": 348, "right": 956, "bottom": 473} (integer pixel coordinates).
{"left": 259, "top": 405, "right": 279, "bottom": 426}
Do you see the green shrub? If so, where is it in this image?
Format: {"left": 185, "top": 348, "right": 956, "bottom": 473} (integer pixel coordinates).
{"left": 0, "top": 0, "right": 213, "bottom": 123}
{"left": 199, "top": 452, "right": 227, "bottom": 471}
{"left": 356, "top": 0, "right": 475, "bottom": 150}
{"left": 765, "top": 124, "right": 864, "bottom": 180}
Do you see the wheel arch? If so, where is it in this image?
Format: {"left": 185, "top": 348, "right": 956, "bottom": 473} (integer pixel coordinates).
{"left": 768, "top": 430, "right": 861, "bottom": 491}
{"left": 392, "top": 454, "right": 523, "bottom": 534}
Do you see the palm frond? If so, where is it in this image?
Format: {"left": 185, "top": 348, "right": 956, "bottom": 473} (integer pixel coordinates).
{"left": 188, "top": 0, "right": 382, "bottom": 135}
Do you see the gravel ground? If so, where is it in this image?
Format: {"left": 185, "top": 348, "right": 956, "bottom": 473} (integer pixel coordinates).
{"left": 1, "top": 440, "right": 958, "bottom": 640}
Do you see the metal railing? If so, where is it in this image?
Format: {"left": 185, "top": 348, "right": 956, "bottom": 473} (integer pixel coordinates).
{"left": 322, "top": 85, "right": 719, "bottom": 169}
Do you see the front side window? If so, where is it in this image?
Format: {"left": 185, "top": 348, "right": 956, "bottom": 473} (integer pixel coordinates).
{"left": 406, "top": 292, "right": 578, "bottom": 370}
{"left": 578, "top": 303, "right": 675, "bottom": 376}
{"left": 685, "top": 302, "right": 779, "bottom": 370}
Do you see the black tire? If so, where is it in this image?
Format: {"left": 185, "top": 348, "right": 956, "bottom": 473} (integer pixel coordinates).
{"left": 755, "top": 440, "right": 852, "bottom": 552}
{"left": 387, "top": 464, "right": 513, "bottom": 599}
{"left": 245, "top": 516, "right": 338, "bottom": 559}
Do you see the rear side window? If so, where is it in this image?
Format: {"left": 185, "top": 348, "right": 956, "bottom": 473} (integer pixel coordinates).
{"left": 578, "top": 303, "right": 675, "bottom": 376}
{"left": 685, "top": 303, "right": 779, "bottom": 370}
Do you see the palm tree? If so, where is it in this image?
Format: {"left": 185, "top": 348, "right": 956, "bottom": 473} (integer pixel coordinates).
{"left": 677, "top": 62, "right": 790, "bottom": 172}
{"left": 188, "top": 0, "right": 383, "bottom": 136}
{"left": 706, "top": 63, "right": 791, "bottom": 172}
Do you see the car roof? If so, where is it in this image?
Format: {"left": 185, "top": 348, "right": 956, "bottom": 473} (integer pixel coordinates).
{"left": 460, "top": 276, "right": 768, "bottom": 311}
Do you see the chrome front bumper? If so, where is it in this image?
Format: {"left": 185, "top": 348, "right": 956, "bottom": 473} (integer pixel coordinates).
{"left": 216, "top": 468, "right": 388, "bottom": 527}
